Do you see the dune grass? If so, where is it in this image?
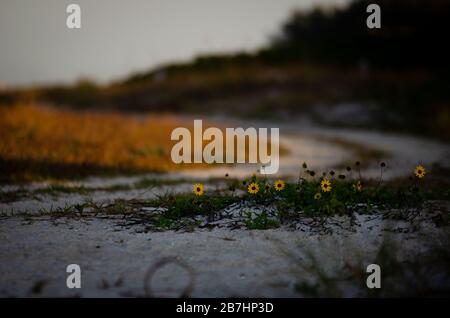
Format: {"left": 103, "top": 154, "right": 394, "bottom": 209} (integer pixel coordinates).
{"left": 0, "top": 103, "right": 289, "bottom": 183}
{"left": 0, "top": 104, "right": 191, "bottom": 182}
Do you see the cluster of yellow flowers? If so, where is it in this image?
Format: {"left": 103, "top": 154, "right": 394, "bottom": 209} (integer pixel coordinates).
{"left": 247, "top": 180, "right": 285, "bottom": 194}
{"left": 192, "top": 165, "right": 426, "bottom": 197}
{"left": 312, "top": 178, "right": 332, "bottom": 200}
{"left": 192, "top": 180, "right": 286, "bottom": 196}
{"left": 247, "top": 180, "right": 285, "bottom": 195}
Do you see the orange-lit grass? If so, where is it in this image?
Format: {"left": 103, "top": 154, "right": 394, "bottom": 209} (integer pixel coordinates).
{"left": 0, "top": 104, "right": 191, "bottom": 182}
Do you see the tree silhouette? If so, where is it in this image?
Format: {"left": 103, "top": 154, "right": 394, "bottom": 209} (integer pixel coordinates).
{"left": 270, "top": 0, "right": 450, "bottom": 70}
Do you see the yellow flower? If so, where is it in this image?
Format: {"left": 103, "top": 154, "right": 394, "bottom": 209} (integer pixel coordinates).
{"left": 274, "top": 180, "right": 285, "bottom": 191}
{"left": 193, "top": 183, "right": 204, "bottom": 196}
{"left": 320, "top": 179, "right": 332, "bottom": 192}
{"left": 314, "top": 193, "right": 321, "bottom": 200}
{"left": 414, "top": 165, "right": 426, "bottom": 178}
{"left": 248, "top": 182, "right": 260, "bottom": 194}
{"left": 352, "top": 181, "right": 363, "bottom": 192}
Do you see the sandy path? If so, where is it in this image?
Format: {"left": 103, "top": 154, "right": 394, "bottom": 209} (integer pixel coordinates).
{"left": 0, "top": 214, "right": 445, "bottom": 298}
{"left": 183, "top": 116, "right": 450, "bottom": 179}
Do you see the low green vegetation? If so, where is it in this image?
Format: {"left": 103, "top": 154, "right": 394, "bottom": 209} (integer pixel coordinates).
{"left": 244, "top": 211, "right": 280, "bottom": 230}
{"left": 232, "top": 162, "right": 448, "bottom": 218}
{"left": 6, "top": 162, "right": 448, "bottom": 233}
{"left": 153, "top": 193, "right": 238, "bottom": 219}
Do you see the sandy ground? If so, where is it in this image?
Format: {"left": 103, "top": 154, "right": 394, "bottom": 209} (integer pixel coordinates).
{"left": 1, "top": 121, "right": 449, "bottom": 298}
{"left": 0, "top": 211, "right": 448, "bottom": 297}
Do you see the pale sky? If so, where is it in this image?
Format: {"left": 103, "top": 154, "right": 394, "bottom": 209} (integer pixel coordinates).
{"left": 0, "top": 0, "right": 349, "bottom": 87}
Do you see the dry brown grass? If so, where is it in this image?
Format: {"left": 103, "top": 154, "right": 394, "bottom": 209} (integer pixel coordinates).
{"left": 0, "top": 104, "right": 190, "bottom": 182}
{"left": 0, "top": 104, "right": 286, "bottom": 183}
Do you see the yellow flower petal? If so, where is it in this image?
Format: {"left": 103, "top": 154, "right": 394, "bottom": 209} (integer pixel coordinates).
{"left": 248, "top": 182, "right": 260, "bottom": 194}
{"left": 193, "top": 183, "right": 204, "bottom": 196}
{"left": 414, "top": 165, "right": 426, "bottom": 178}
{"left": 274, "top": 180, "right": 285, "bottom": 191}
{"left": 320, "top": 179, "right": 332, "bottom": 192}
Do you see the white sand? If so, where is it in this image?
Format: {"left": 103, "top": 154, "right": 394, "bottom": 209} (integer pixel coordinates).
{"left": 0, "top": 212, "right": 447, "bottom": 297}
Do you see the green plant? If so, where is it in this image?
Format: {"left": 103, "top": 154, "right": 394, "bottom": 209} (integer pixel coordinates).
{"left": 244, "top": 211, "right": 280, "bottom": 230}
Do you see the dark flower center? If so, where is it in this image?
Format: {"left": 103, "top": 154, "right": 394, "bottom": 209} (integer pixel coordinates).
{"left": 197, "top": 188, "right": 200, "bottom": 191}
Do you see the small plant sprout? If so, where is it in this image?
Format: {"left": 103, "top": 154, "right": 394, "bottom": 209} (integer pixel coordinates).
{"left": 298, "top": 162, "right": 308, "bottom": 185}
{"left": 353, "top": 180, "right": 363, "bottom": 192}
{"left": 355, "top": 161, "right": 362, "bottom": 180}
{"left": 378, "top": 162, "right": 386, "bottom": 186}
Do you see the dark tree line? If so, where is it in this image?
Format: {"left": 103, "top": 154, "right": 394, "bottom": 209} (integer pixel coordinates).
{"left": 266, "top": 0, "right": 450, "bottom": 70}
